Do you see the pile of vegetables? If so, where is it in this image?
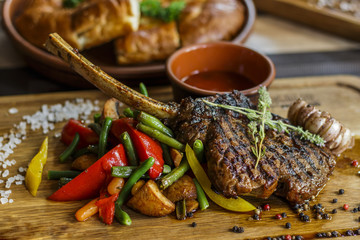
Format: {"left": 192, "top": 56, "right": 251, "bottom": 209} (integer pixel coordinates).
{"left": 47, "top": 83, "right": 255, "bottom": 225}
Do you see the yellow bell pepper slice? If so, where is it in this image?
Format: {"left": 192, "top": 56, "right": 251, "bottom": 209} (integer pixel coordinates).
{"left": 185, "top": 144, "right": 256, "bottom": 212}
{"left": 25, "top": 137, "right": 48, "bottom": 196}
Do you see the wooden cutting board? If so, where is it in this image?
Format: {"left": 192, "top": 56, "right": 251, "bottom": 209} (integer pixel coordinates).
{"left": 254, "top": 0, "right": 360, "bottom": 42}
{"left": 1, "top": 75, "right": 360, "bottom": 240}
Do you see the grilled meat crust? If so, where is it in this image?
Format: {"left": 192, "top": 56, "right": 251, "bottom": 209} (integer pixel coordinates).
{"left": 170, "top": 91, "right": 336, "bottom": 204}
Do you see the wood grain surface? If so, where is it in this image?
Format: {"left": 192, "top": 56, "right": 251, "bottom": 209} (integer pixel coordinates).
{"left": 254, "top": 0, "right": 360, "bottom": 42}
{"left": 1, "top": 75, "right": 360, "bottom": 240}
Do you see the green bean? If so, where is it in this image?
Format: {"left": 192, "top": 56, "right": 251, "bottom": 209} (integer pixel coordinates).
{"left": 72, "top": 144, "right": 99, "bottom": 159}
{"left": 88, "top": 123, "right": 102, "bottom": 136}
{"left": 98, "top": 117, "right": 112, "bottom": 158}
{"left": 58, "top": 177, "right": 72, "bottom": 188}
{"left": 193, "top": 178, "right": 209, "bottom": 210}
{"left": 136, "top": 123, "right": 185, "bottom": 151}
{"left": 176, "top": 199, "right": 187, "bottom": 220}
{"left": 161, "top": 143, "right": 174, "bottom": 167}
{"left": 115, "top": 157, "right": 155, "bottom": 225}
{"left": 120, "top": 132, "right": 138, "bottom": 166}
{"left": 111, "top": 164, "right": 171, "bottom": 178}
{"left": 116, "top": 207, "right": 132, "bottom": 226}
{"left": 93, "top": 113, "right": 101, "bottom": 124}
{"left": 193, "top": 139, "right": 204, "bottom": 163}
{"left": 59, "top": 132, "right": 80, "bottom": 163}
{"left": 158, "top": 157, "right": 189, "bottom": 190}
{"left": 139, "top": 82, "right": 149, "bottom": 97}
{"left": 48, "top": 170, "right": 81, "bottom": 180}
{"left": 137, "top": 111, "right": 174, "bottom": 137}
{"left": 123, "top": 108, "right": 134, "bottom": 118}
{"left": 162, "top": 165, "right": 171, "bottom": 175}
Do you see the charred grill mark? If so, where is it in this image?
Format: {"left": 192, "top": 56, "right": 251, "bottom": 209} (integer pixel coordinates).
{"left": 292, "top": 137, "right": 320, "bottom": 174}
{"left": 281, "top": 144, "right": 312, "bottom": 179}
{"left": 267, "top": 145, "right": 300, "bottom": 180}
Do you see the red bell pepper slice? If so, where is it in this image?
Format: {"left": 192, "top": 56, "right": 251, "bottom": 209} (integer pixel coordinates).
{"left": 61, "top": 119, "right": 99, "bottom": 149}
{"left": 111, "top": 118, "right": 164, "bottom": 179}
{"left": 96, "top": 192, "right": 119, "bottom": 225}
{"left": 48, "top": 144, "right": 128, "bottom": 201}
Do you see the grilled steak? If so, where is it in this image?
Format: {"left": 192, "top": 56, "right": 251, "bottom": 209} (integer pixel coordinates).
{"left": 170, "top": 91, "right": 336, "bottom": 204}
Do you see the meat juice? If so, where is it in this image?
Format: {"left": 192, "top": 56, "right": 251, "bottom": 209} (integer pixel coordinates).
{"left": 182, "top": 70, "right": 255, "bottom": 92}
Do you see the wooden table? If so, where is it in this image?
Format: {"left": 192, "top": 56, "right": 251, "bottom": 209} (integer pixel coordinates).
{"left": 1, "top": 75, "right": 360, "bottom": 239}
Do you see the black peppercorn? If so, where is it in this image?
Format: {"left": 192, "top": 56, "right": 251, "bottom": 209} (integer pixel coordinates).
{"left": 281, "top": 212, "right": 287, "bottom": 218}
{"left": 323, "top": 213, "right": 329, "bottom": 220}
{"left": 253, "top": 214, "right": 260, "bottom": 220}
{"left": 353, "top": 208, "right": 358, "bottom": 213}
{"left": 332, "top": 198, "right": 338, "bottom": 203}
{"left": 346, "top": 230, "right": 354, "bottom": 236}
{"left": 316, "top": 233, "right": 323, "bottom": 238}
{"left": 232, "top": 226, "right": 244, "bottom": 233}
{"left": 285, "top": 222, "right": 291, "bottom": 229}
{"left": 302, "top": 215, "right": 310, "bottom": 222}
{"left": 339, "top": 189, "right": 345, "bottom": 195}
{"left": 191, "top": 222, "right": 197, "bottom": 227}
{"left": 295, "top": 236, "right": 303, "bottom": 240}
{"left": 331, "top": 231, "right": 339, "bottom": 237}
{"left": 299, "top": 212, "right": 305, "bottom": 217}
{"left": 332, "top": 209, "right": 337, "bottom": 214}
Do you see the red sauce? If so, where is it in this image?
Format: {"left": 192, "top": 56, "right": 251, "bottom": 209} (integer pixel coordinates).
{"left": 182, "top": 70, "right": 255, "bottom": 92}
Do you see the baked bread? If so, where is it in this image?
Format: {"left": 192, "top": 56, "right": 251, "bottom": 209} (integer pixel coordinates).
{"left": 16, "top": 0, "right": 140, "bottom": 51}
{"left": 179, "top": 0, "right": 245, "bottom": 46}
{"left": 114, "top": 0, "right": 245, "bottom": 64}
{"left": 115, "top": 17, "right": 180, "bottom": 64}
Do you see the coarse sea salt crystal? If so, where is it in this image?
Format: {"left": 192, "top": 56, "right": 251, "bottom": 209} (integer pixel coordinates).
{"left": 1, "top": 198, "right": 9, "bottom": 204}
{"left": 8, "top": 108, "right": 18, "bottom": 114}
{"left": 2, "top": 170, "right": 9, "bottom": 178}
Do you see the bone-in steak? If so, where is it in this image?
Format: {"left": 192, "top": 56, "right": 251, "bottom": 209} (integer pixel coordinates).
{"left": 170, "top": 91, "right": 336, "bottom": 204}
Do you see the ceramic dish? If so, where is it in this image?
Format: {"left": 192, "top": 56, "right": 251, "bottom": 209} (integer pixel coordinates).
{"left": 2, "top": 0, "right": 256, "bottom": 88}
{"left": 167, "top": 42, "right": 275, "bottom": 102}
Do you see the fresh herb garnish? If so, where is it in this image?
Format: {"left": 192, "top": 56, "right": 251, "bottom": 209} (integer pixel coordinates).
{"left": 203, "top": 87, "right": 325, "bottom": 168}
{"left": 63, "top": 0, "right": 84, "bottom": 8}
{"left": 140, "top": 0, "right": 186, "bottom": 22}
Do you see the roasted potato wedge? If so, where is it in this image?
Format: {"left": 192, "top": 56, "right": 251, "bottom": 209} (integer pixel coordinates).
{"left": 127, "top": 180, "right": 175, "bottom": 217}
{"left": 163, "top": 175, "right": 197, "bottom": 203}
{"left": 71, "top": 154, "right": 97, "bottom": 171}
{"left": 102, "top": 98, "right": 124, "bottom": 120}
{"left": 170, "top": 148, "right": 183, "bottom": 167}
{"left": 186, "top": 199, "right": 199, "bottom": 213}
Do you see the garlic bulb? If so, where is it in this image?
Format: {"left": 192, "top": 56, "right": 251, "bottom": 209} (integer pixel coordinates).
{"left": 288, "top": 99, "right": 354, "bottom": 155}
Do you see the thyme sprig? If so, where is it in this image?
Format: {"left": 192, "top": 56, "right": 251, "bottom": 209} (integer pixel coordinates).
{"left": 203, "top": 87, "right": 325, "bottom": 168}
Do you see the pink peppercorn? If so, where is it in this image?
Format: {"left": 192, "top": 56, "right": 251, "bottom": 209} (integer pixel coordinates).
{"left": 263, "top": 204, "right": 271, "bottom": 211}
{"left": 352, "top": 160, "right": 358, "bottom": 167}
{"left": 285, "top": 235, "right": 292, "bottom": 240}
{"left": 275, "top": 214, "right": 283, "bottom": 220}
{"left": 343, "top": 204, "right": 349, "bottom": 210}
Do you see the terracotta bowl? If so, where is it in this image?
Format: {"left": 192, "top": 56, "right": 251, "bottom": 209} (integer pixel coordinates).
{"left": 2, "top": 0, "right": 256, "bottom": 88}
{"left": 166, "top": 42, "right": 276, "bottom": 102}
